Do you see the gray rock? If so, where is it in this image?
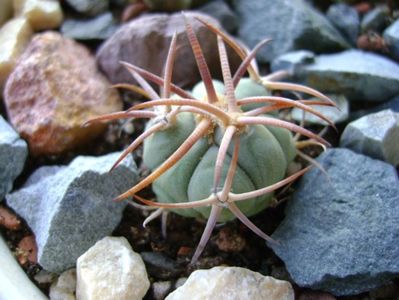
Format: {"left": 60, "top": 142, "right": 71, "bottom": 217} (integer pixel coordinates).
{"left": 0, "top": 116, "right": 27, "bottom": 201}
{"left": 327, "top": 3, "right": 359, "bottom": 45}
{"left": 141, "top": 251, "right": 182, "bottom": 280}
{"left": 340, "top": 109, "right": 399, "bottom": 165}
{"left": 270, "top": 50, "right": 315, "bottom": 78}
{"left": 231, "top": 0, "right": 349, "bottom": 62}
{"left": 6, "top": 152, "right": 138, "bottom": 273}
{"left": 270, "top": 148, "right": 399, "bottom": 295}
{"left": 61, "top": 12, "right": 118, "bottom": 40}
{"left": 350, "top": 95, "right": 399, "bottom": 121}
{"left": 383, "top": 20, "right": 399, "bottom": 61}
{"left": 361, "top": 5, "right": 390, "bottom": 33}
{"left": 302, "top": 49, "right": 399, "bottom": 102}
{"left": 65, "top": 0, "right": 108, "bottom": 16}
{"left": 197, "top": 0, "right": 238, "bottom": 33}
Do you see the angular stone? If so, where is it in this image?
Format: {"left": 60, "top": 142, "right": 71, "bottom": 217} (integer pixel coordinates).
{"left": 197, "top": 0, "right": 238, "bottom": 33}
{"left": 361, "top": 5, "right": 390, "bottom": 33}
{"left": 270, "top": 50, "right": 315, "bottom": 76}
{"left": 96, "top": 12, "right": 240, "bottom": 88}
{"left": 166, "top": 266, "right": 294, "bottom": 300}
{"left": 327, "top": 3, "right": 359, "bottom": 44}
{"left": 65, "top": 0, "right": 109, "bottom": 16}
{"left": 4, "top": 32, "right": 122, "bottom": 156}
{"left": 383, "top": 19, "right": 399, "bottom": 61}
{"left": 0, "top": 0, "right": 13, "bottom": 27}
{"left": 340, "top": 109, "right": 399, "bottom": 165}
{"left": 6, "top": 152, "right": 138, "bottom": 273}
{"left": 270, "top": 148, "right": 399, "bottom": 295}
{"left": 0, "top": 18, "right": 33, "bottom": 89}
{"left": 14, "top": 0, "right": 63, "bottom": 31}
{"left": 76, "top": 236, "right": 150, "bottom": 300}
{"left": 49, "top": 269, "right": 76, "bottom": 300}
{"left": 61, "top": 12, "right": 118, "bottom": 41}
{"left": 231, "top": 0, "right": 349, "bottom": 62}
{"left": 0, "top": 116, "right": 28, "bottom": 201}
{"left": 302, "top": 49, "right": 399, "bottom": 102}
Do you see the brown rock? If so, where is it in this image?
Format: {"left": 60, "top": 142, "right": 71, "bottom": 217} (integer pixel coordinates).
{"left": 96, "top": 12, "right": 241, "bottom": 89}
{"left": 17, "top": 235, "right": 37, "bottom": 265}
{"left": 0, "top": 205, "right": 21, "bottom": 230}
{"left": 4, "top": 32, "right": 122, "bottom": 156}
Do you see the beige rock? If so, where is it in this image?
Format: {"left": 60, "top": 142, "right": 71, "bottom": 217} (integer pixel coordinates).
{"left": 76, "top": 237, "right": 150, "bottom": 300}
{"left": 4, "top": 31, "right": 122, "bottom": 155}
{"left": 0, "top": 17, "right": 32, "bottom": 89}
{"left": 0, "top": 0, "right": 13, "bottom": 26}
{"left": 14, "top": 0, "right": 63, "bottom": 30}
{"left": 166, "top": 266, "right": 294, "bottom": 300}
{"left": 49, "top": 269, "right": 77, "bottom": 300}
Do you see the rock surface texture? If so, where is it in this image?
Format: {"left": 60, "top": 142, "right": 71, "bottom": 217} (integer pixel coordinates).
{"left": 270, "top": 148, "right": 399, "bottom": 295}
{"left": 6, "top": 152, "right": 138, "bottom": 273}
{"left": 4, "top": 32, "right": 122, "bottom": 156}
{"left": 326, "top": 3, "right": 359, "bottom": 45}
{"left": 76, "top": 236, "right": 150, "bottom": 300}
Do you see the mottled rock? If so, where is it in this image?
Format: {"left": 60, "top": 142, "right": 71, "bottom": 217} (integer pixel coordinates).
{"left": 6, "top": 152, "right": 138, "bottom": 273}
{"left": 302, "top": 49, "right": 399, "bottom": 102}
{"left": 0, "top": 0, "right": 13, "bottom": 27}
{"left": 0, "top": 116, "right": 28, "bottom": 201}
{"left": 231, "top": 0, "right": 349, "bottom": 62}
{"left": 340, "top": 109, "right": 399, "bottom": 165}
{"left": 383, "top": 19, "right": 399, "bottom": 61}
{"left": 61, "top": 12, "right": 118, "bottom": 41}
{"left": 96, "top": 12, "right": 240, "bottom": 88}
{"left": 4, "top": 32, "right": 122, "bottom": 156}
{"left": 166, "top": 266, "right": 294, "bottom": 300}
{"left": 291, "top": 94, "right": 349, "bottom": 125}
{"left": 270, "top": 148, "right": 399, "bottom": 295}
{"left": 270, "top": 50, "right": 315, "bottom": 76}
{"left": 327, "top": 3, "right": 359, "bottom": 44}
{"left": 0, "top": 18, "right": 33, "bottom": 89}
{"left": 49, "top": 269, "right": 76, "bottom": 300}
{"left": 76, "top": 236, "right": 150, "bottom": 300}
{"left": 14, "top": 0, "right": 63, "bottom": 31}
{"left": 361, "top": 5, "right": 390, "bottom": 33}
{"left": 65, "top": 0, "right": 108, "bottom": 16}
{"left": 197, "top": 0, "right": 238, "bottom": 33}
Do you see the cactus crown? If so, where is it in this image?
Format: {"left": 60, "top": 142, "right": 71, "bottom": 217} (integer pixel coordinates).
{"left": 85, "top": 15, "right": 334, "bottom": 263}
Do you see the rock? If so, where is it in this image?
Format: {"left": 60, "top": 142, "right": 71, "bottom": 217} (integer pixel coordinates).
{"left": 152, "top": 281, "right": 172, "bottom": 300}
{"left": 0, "top": 116, "right": 28, "bottom": 201}
{"left": 61, "top": 12, "right": 118, "bottom": 41}
{"left": 231, "top": 0, "right": 349, "bottom": 62}
{"left": 291, "top": 94, "right": 349, "bottom": 125}
{"left": 340, "top": 109, "right": 399, "bottom": 165}
{"left": 302, "top": 49, "right": 399, "bottom": 102}
{"left": 270, "top": 50, "right": 315, "bottom": 76}
{"left": 49, "top": 269, "right": 76, "bottom": 300}
{"left": 14, "top": 0, "right": 63, "bottom": 31}
{"left": 383, "top": 19, "right": 399, "bottom": 61}
{"left": 166, "top": 266, "right": 294, "bottom": 300}
{"left": 65, "top": 0, "right": 108, "bottom": 16}
{"left": 6, "top": 152, "right": 138, "bottom": 273}
{"left": 349, "top": 95, "right": 399, "bottom": 121}
{"left": 326, "top": 3, "right": 359, "bottom": 45}
{"left": 0, "top": 18, "right": 33, "bottom": 89}
{"left": 361, "top": 5, "right": 390, "bottom": 33}
{"left": 4, "top": 32, "right": 122, "bottom": 156}
{"left": 76, "top": 236, "right": 150, "bottom": 300}
{"left": 96, "top": 12, "right": 241, "bottom": 88}
{"left": 141, "top": 251, "right": 182, "bottom": 280}
{"left": 197, "top": 0, "right": 238, "bottom": 33}
{"left": 270, "top": 148, "right": 399, "bottom": 295}
{"left": 0, "top": 0, "right": 13, "bottom": 27}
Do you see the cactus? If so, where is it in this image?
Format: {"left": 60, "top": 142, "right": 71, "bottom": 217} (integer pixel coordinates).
{"left": 85, "top": 16, "right": 334, "bottom": 263}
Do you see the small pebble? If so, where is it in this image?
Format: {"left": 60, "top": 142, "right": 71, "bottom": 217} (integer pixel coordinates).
{"left": 49, "top": 269, "right": 76, "bottom": 300}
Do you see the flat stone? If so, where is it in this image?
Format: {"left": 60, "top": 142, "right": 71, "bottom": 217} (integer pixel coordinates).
{"left": 231, "top": 0, "right": 349, "bottom": 62}
{"left": 302, "top": 49, "right": 399, "bottom": 102}
{"left": 49, "top": 269, "right": 76, "bottom": 300}
{"left": 270, "top": 148, "right": 399, "bottom": 295}
{"left": 6, "top": 152, "right": 138, "bottom": 273}
{"left": 0, "top": 116, "right": 28, "bottom": 201}
{"left": 65, "top": 0, "right": 108, "bottom": 16}
{"left": 383, "top": 19, "right": 399, "bottom": 61}
{"left": 61, "top": 12, "right": 118, "bottom": 41}
{"left": 0, "top": 17, "right": 33, "bottom": 89}
{"left": 0, "top": 0, "right": 13, "bottom": 27}
{"left": 166, "top": 266, "right": 294, "bottom": 300}
{"left": 340, "top": 109, "right": 399, "bottom": 165}
{"left": 4, "top": 32, "right": 122, "bottom": 156}
{"left": 361, "top": 5, "right": 390, "bottom": 33}
{"left": 96, "top": 12, "right": 241, "bottom": 88}
{"left": 197, "top": 0, "right": 238, "bottom": 33}
{"left": 14, "top": 0, "right": 63, "bottom": 31}
{"left": 326, "top": 3, "right": 359, "bottom": 44}
{"left": 76, "top": 236, "right": 150, "bottom": 300}
{"left": 270, "top": 50, "right": 315, "bottom": 76}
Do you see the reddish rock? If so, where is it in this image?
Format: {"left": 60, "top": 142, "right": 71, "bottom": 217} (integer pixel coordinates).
{"left": 0, "top": 205, "right": 21, "bottom": 230}
{"left": 96, "top": 12, "right": 241, "bottom": 88}
{"left": 17, "top": 235, "right": 37, "bottom": 265}
{"left": 4, "top": 32, "right": 122, "bottom": 156}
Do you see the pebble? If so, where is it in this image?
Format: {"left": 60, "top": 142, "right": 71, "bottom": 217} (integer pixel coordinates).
{"left": 0, "top": 17, "right": 33, "bottom": 89}
{"left": 14, "top": 0, "right": 63, "bottom": 31}
{"left": 0, "top": 116, "right": 28, "bottom": 200}
{"left": 166, "top": 266, "right": 294, "bottom": 300}
{"left": 326, "top": 3, "right": 359, "bottom": 45}
{"left": 96, "top": 12, "right": 241, "bottom": 88}
{"left": 0, "top": 0, "right": 12, "bottom": 27}
{"left": 6, "top": 152, "right": 138, "bottom": 273}
{"left": 141, "top": 251, "right": 182, "bottom": 280}
{"left": 65, "top": 0, "right": 108, "bottom": 16}
{"left": 4, "top": 31, "right": 122, "bottom": 156}
{"left": 61, "top": 12, "right": 118, "bottom": 41}
{"left": 361, "top": 5, "right": 390, "bottom": 33}
{"left": 302, "top": 49, "right": 399, "bottom": 102}
{"left": 49, "top": 269, "right": 76, "bottom": 300}
{"left": 197, "top": 0, "right": 238, "bottom": 33}
{"left": 270, "top": 148, "right": 399, "bottom": 295}
{"left": 340, "top": 109, "right": 399, "bottom": 165}
{"left": 76, "top": 236, "right": 150, "bottom": 300}
{"left": 152, "top": 281, "right": 173, "bottom": 300}
{"left": 231, "top": 0, "right": 349, "bottom": 62}
{"left": 270, "top": 50, "right": 315, "bottom": 77}
{"left": 383, "top": 19, "right": 399, "bottom": 61}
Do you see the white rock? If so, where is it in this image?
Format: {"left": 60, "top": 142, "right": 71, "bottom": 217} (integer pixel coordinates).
{"left": 165, "top": 266, "right": 294, "bottom": 300}
{"left": 49, "top": 269, "right": 76, "bottom": 300}
{"left": 76, "top": 237, "right": 150, "bottom": 300}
